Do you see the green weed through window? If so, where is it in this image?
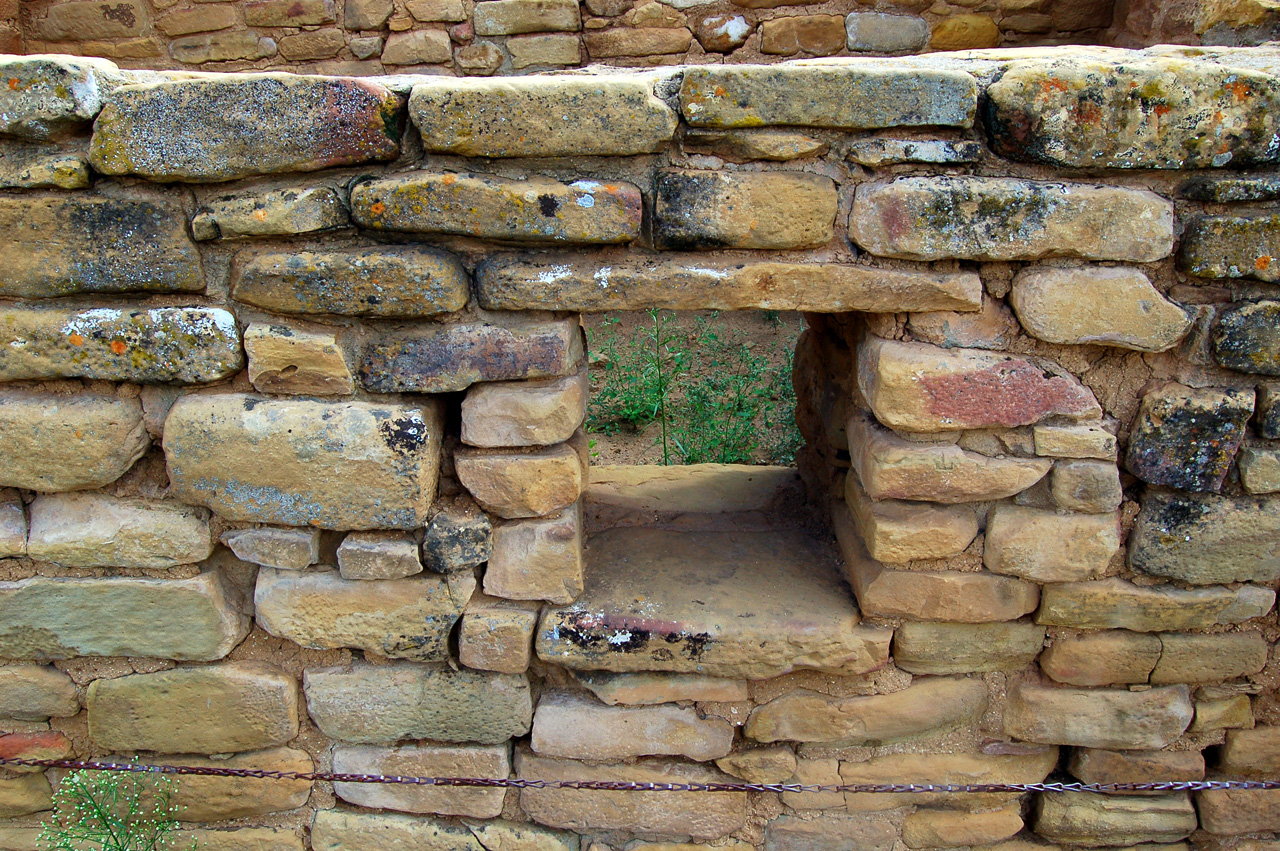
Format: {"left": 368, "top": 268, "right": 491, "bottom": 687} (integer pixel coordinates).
{"left": 39, "top": 769, "right": 194, "bottom": 851}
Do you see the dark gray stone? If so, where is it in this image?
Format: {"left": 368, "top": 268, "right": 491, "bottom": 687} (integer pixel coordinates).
{"left": 1214, "top": 301, "right": 1280, "bottom": 375}
{"left": 1124, "top": 383, "right": 1253, "bottom": 493}
{"left": 422, "top": 497, "right": 492, "bottom": 573}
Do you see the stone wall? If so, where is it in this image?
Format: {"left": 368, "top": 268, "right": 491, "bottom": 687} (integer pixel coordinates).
{"left": 2, "top": 44, "right": 1280, "bottom": 851}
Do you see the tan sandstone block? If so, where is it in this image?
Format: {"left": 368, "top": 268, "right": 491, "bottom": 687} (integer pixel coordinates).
{"left": 1198, "top": 787, "right": 1280, "bottom": 833}
{"left": 311, "top": 810, "right": 480, "bottom": 851}
{"left": 455, "top": 445, "right": 583, "bottom": 520}
{"left": 1040, "top": 631, "right": 1161, "bottom": 686}
{"left": 27, "top": 493, "right": 211, "bottom": 569}
{"left": 983, "top": 504, "right": 1119, "bottom": 582}
{"left": 1004, "top": 681, "right": 1193, "bottom": 749}
{"left": 765, "top": 814, "right": 895, "bottom": 851}
{"left": 220, "top": 526, "right": 319, "bottom": 571}
{"left": 192, "top": 186, "right": 347, "bottom": 241}
{"left": 1033, "top": 791, "right": 1197, "bottom": 846}
{"left": 845, "top": 472, "right": 978, "bottom": 563}
{"left": 0, "top": 390, "right": 148, "bottom": 492}
{"left": 784, "top": 757, "right": 844, "bottom": 810}
{"left": 485, "top": 505, "right": 583, "bottom": 604}
{"left": 0, "top": 493, "right": 24, "bottom": 559}
{"left": 903, "top": 806, "right": 1024, "bottom": 849}
{"left": 572, "top": 671, "right": 748, "bottom": 706}
{"left": 1070, "top": 748, "right": 1205, "bottom": 785}
{"left": 892, "top": 622, "right": 1044, "bottom": 674}
{"left": 1151, "top": 632, "right": 1269, "bottom": 684}
{"left": 930, "top": 13, "right": 999, "bottom": 48}
{"left": 531, "top": 691, "right": 733, "bottom": 761}
{"left": 0, "top": 775, "right": 51, "bottom": 818}
{"left": 1050, "top": 460, "right": 1123, "bottom": 513}
{"left": 334, "top": 744, "right": 510, "bottom": 818}
{"left": 1037, "top": 578, "right": 1275, "bottom": 632}
{"left": 178, "top": 828, "right": 303, "bottom": 851}
{"left": 0, "top": 667, "right": 78, "bottom": 720}
{"left": 653, "top": 169, "right": 836, "bottom": 250}
{"left": 1192, "top": 695, "right": 1255, "bottom": 732}
{"left": 584, "top": 27, "right": 692, "bottom": 57}
{"left": 461, "top": 372, "right": 587, "bottom": 448}
{"left": 715, "top": 747, "right": 797, "bottom": 784}
{"left": 840, "top": 747, "right": 1058, "bottom": 811}
{"left": 245, "top": 323, "right": 353, "bottom": 396}
{"left": 337, "top": 531, "right": 422, "bottom": 580}
{"left": 1220, "top": 725, "right": 1280, "bottom": 777}
{"left": 459, "top": 597, "right": 539, "bottom": 674}
{"left": 145, "top": 748, "right": 312, "bottom": 822}
{"left": 1034, "top": 423, "right": 1118, "bottom": 459}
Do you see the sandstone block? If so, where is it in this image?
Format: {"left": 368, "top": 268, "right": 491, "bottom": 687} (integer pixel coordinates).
{"left": 839, "top": 747, "right": 1058, "bottom": 811}
{"left": 694, "top": 15, "right": 753, "bottom": 53}
{"left": 680, "top": 65, "right": 975, "bottom": 129}
{"left": 0, "top": 731, "right": 73, "bottom": 769}
{"left": 473, "top": 0, "right": 579, "bottom": 34}
{"left": 0, "top": 56, "right": 119, "bottom": 140}
{"left": 760, "top": 15, "right": 845, "bottom": 55}
{"left": 1193, "top": 695, "right": 1254, "bottom": 732}
{"left": 0, "top": 142, "right": 89, "bottom": 189}
{"left": 1129, "top": 490, "right": 1280, "bottom": 584}
{"left": 684, "top": 129, "right": 827, "bottom": 162}
{"left": 312, "top": 811, "right": 482, "bottom": 851}
{"left": 930, "top": 13, "right": 999, "bottom": 48}
{"left": 1241, "top": 442, "right": 1280, "bottom": 494}
{"left": 1221, "top": 726, "right": 1280, "bottom": 777}
{"left": 1180, "top": 213, "right": 1280, "bottom": 282}
{"left": 334, "top": 744, "right": 509, "bottom": 818}
{"left": 220, "top": 527, "right": 319, "bottom": 571}
{"left": 844, "top": 472, "right": 978, "bottom": 563}
{"left": 783, "top": 758, "right": 843, "bottom": 810}
{"left": 278, "top": 29, "right": 345, "bottom": 61}
{"left": 461, "top": 372, "right": 587, "bottom": 448}
{"left": 858, "top": 337, "right": 1102, "bottom": 432}
{"left": 192, "top": 186, "right": 347, "bottom": 241}
{"left": 157, "top": 5, "right": 237, "bottom": 36}
{"left": 717, "top": 747, "right": 796, "bottom": 785}
{"left": 983, "top": 504, "right": 1118, "bottom": 582}
{"left": 892, "top": 622, "right": 1044, "bottom": 674}
{"left": 1040, "top": 631, "right": 1161, "bottom": 686}
{"left": 745, "top": 677, "right": 986, "bottom": 745}
{"left": 0, "top": 494, "right": 23, "bottom": 559}
{"left": 169, "top": 32, "right": 279, "bottom": 64}
{"left": 0, "top": 775, "right": 51, "bottom": 818}
{"left": 352, "top": 173, "right": 640, "bottom": 244}
{"left": 851, "top": 177, "right": 1174, "bottom": 262}
{"left": 423, "top": 497, "right": 492, "bottom": 573}
{"left": 1152, "top": 633, "right": 1268, "bottom": 683}
{"left": 27, "top": 493, "right": 211, "bottom": 570}
{"left": 86, "top": 663, "right": 297, "bottom": 754}
{"left": 1070, "top": 748, "right": 1205, "bottom": 785}
{"left": 256, "top": 568, "right": 459, "bottom": 661}
{"left": 1198, "top": 787, "right": 1280, "bottom": 833}
{"left": 380, "top": 30, "right": 452, "bottom": 65}
{"left": 456, "top": 445, "right": 582, "bottom": 520}
{"left": 845, "top": 12, "right": 929, "bottom": 52}
{"left": 245, "top": 323, "right": 352, "bottom": 397}
{"left": 1034, "top": 791, "right": 1196, "bottom": 846}
{"left": 303, "top": 663, "right": 531, "bottom": 744}
{"left": 361, "top": 317, "right": 583, "bottom": 394}
{"left": 144, "top": 748, "right": 312, "bottom": 821}
{"left": 1215, "top": 300, "right": 1280, "bottom": 376}
{"left": 766, "top": 814, "right": 896, "bottom": 851}
{"left": 1004, "top": 682, "right": 1192, "bottom": 749}
{"left": 1125, "top": 384, "right": 1253, "bottom": 492}
{"left": 1033, "top": 423, "right": 1117, "bottom": 459}
{"left": 0, "top": 667, "right": 78, "bottom": 721}
{"left": 91, "top": 75, "right": 400, "bottom": 182}
{"left": 1261, "top": 383, "right": 1280, "bottom": 439}
{"left": 1050, "top": 460, "right": 1123, "bottom": 513}
{"left": 573, "top": 671, "right": 748, "bottom": 706}
{"left": 1182, "top": 175, "right": 1280, "bottom": 203}
{"left": 164, "top": 394, "right": 444, "bottom": 530}
{"left": 508, "top": 34, "right": 581, "bottom": 68}
{"left": 653, "top": 170, "right": 836, "bottom": 250}
{"left": 179, "top": 828, "right": 303, "bottom": 851}
{"left": 460, "top": 597, "right": 539, "bottom": 674}
{"left": 517, "top": 753, "right": 746, "bottom": 838}
{"left": 0, "top": 571, "right": 249, "bottom": 661}
{"left": 245, "top": 0, "right": 334, "bottom": 25}
{"left": 584, "top": 27, "right": 692, "bottom": 57}
{"left": 532, "top": 691, "right": 733, "bottom": 761}
{"left": 334, "top": 531, "right": 421, "bottom": 580}
{"left": 903, "top": 807, "right": 1023, "bottom": 849}
{"left": 486, "top": 505, "right": 583, "bottom": 604}
{"left": 411, "top": 76, "right": 674, "bottom": 157}
{"left": 453, "top": 42, "right": 505, "bottom": 75}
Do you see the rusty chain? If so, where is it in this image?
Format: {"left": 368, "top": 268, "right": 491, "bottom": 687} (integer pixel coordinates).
{"left": 2, "top": 756, "right": 1278, "bottom": 794}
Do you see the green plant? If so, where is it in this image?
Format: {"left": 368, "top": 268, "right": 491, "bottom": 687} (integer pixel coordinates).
{"left": 39, "top": 770, "right": 192, "bottom": 851}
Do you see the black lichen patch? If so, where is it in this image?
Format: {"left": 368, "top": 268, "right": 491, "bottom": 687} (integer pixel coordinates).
{"left": 1214, "top": 301, "right": 1280, "bottom": 376}
{"left": 538, "top": 194, "right": 560, "bottom": 217}
{"left": 653, "top": 171, "right": 734, "bottom": 251}
{"left": 378, "top": 413, "right": 428, "bottom": 456}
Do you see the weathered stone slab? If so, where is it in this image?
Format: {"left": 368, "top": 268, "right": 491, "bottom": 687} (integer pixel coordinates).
{"left": 1182, "top": 175, "right": 1280, "bottom": 203}
{"left": 485, "top": 505, "right": 584, "bottom": 604}
{"left": 1040, "top": 632, "right": 1161, "bottom": 686}
{"left": 27, "top": 493, "right": 211, "bottom": 569}
{"left": 858, "top": 337, "right": 1101, "bottom": 432}
{"left": 255, "top": 568, "right": 460, "bottom": 661}
{"left": 0, "top": 667, "right": 78, "bottom": 721}
{"left": 410, "top": 75, "right": 675, "bottom": 157}
{"left": 460, "top": 597, "right": 539, "bottom": 674}
{"left": 766, "top": 814, "right": 896, "bottom": 851}
{"left": 572, "top": 671, "right": 748, "bottom": 706}
{"left": 892, "top": 622, "right": 1044, "bottom": 675}
{"left": 0, "top": 195, "right": 204, "bottom": 298}
{"left": 683, "top": 128, "right": 827, "bottom": 162}
{"left": 903, "top": 806, "right": 1023, "bottom": 850}
{"left": 1221, "top": 726, "right": 1280, "bottom": 778}
{"left": 1192, "top": 695, "right": 1254, "bottom": 733}
{"left": 1005, "top": 682, "right": 1193, "bottom": 749}
{"left": 1050, "top": 459, "right": 1123, "bottom": 513}
{"left": 1125, "top": 384, "right": 1253, "bottom": 492}
{"left": 0, "top": 731, "right": 73, "bottom": 769}
{"left": 716, "top": 748, "right": 796, "bottom": 786}
{"left": 1242, "top": 441, "right": 1280, "bottom": 494}
{"left": 179, "top": 827, "right": 304, "bottom": 851}
{"left": 0, "top": 775, "right": 51, "bottom": 818}
{"left": 538, "top": 527, "right": 889, "bottom": 678}
{"left": 423, "top": 496, "right": 492, "bottom": 573}
{"left": 336, "top": 531, "right": 421, "bottom": 580}
{"left": 531, "top": 691, "right": 733, "bottom": 761}
{"left": 90, "top": 75, "right": 402, "bottom": 182}
{"left": 1033, "top": 791, "right": 1197, "bottom": 846}
{"left": 0, "top": 391, "right": 150, "bottom": 492}
{"left": 844, "top": 472, "right": 978, "bottom": 563}
{"left": 142, "top": 748, "right": 312, "bottom": 822}
{"left": 0, "top": 142, "right": 90, "bottom": 189}
{"left": 850, "top": 177, "right": 1174, "bottom": 262}
{"left": 1215, "top": 300, "right": 1280, "bottom": 375}
{"left": 680, "top": 64, "right": 976, "bottom": 129}
{"left": 986, "top": 56, "right": 1280, "bottom": 169}
{"left": 351, "top": 173, "right": 641, "bottom": 244}
{"left": 220, "top": 527, "right": 319, "bottom": 571}
{"left": 846, "top": 138, "right": 981, "bottom": 166}
{"left": 0, "top": 306, "right": 242, "bottom": 384}
{"left": 1180, "top": 213, "right": 1280, "bottom": 282}
{"left": 1070, "top": 748, "right": 1205, "bottom": 785}
{"left": 839, "top": 747, "right": 1058, "bottom": 811}
{"left": 1151, "top": 633, "right": 1269, "bottom": 684}
{"left": 361, "top": 317, "right": 582, "bottom": 394}
{"left": 192, "top": 186, "right": 348, "bottom": 240}
{"left": 456, "top": 445, "right": 582, "bottom": 519}
{"left": 245, "top": 323, "right": 352, "bottom": 397}
{"left": 86, "top": 663, "right": 297, "bottom": 754}
{"left": 1130, "top": 490, "right": 1280, "bottom": 584}
{"left": 334, "top": 744, "right": 509, "bottom": 818}
{"left": 0, "top": 571, "right": 249, "bottom": 661}
{"left": 0, "top": 56, "right": 120, "bottom": 140}
{"left": 1037, "top": 578, "right": 1275, "bottom": 632}
{"left": 983, "top": 504, "right": 1119, "bottom": 582}
{"left": 1033, "top": 423, "right": 1117, "bottom": 459}
{"left": 232, "top": 247, "right": 469, "bottom": 318}
{"left": 0, "top": 493, "right": 23, "bottom": 559}
{"left": 473, "top": 0, "right": 579, "bottom": 34}
{"left": 1198, "top": 787, "right": 1280, "bottom": 834}
{"left": 518, "top": 753, "right": 746, "bottom": 839}
{"left": 462, "top": 372, "right": 588, "bottom": 448}
{"left": 653, "top": 170, "right": 837, "bottom": 250}
{"left": 312, "top": 811, "right": 481, "bottom": 851}
{"left": 164, "top": 394, "right": 444, "bottom": 530}
{"left": 476, "top": 255, "right": 982, "bottom": 313}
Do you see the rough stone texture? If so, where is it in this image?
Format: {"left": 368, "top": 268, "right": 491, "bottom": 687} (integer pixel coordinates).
{"left": 845, "top": 473, "right": 978, "bottom": 563}
{"left": 517, "top": 753, "right": 746, "bottom": 839}
{"left": 1033, "top": 423, "right": 1118, "bottom": 459}
{"left": 903, "top": 807, "right": 1024, "bottom": 850}
{"left": 766, "top": 814, "right": 896, "bottom": 851}
{"left": 1151, "top": 633, "right": 1269, "bottom": 683}
{"left": 1033, "top": 792, "right": 1197, "bottom": 846}
{"left": 983, "top": 504, "right": 1119, "bottom": 582}
{"left": 1193, "top": 695, "right": 1254, "bottom": 733}
{"left": 1215, "top": 300, "right": 1280, "bottom": 376}
{"left": 586, "top": 464, "right": 797, "bottom": 517}
{"left": 680, "top": 65, "right": 976, "bottom": 129}
{"left": 1050, "top": 460, "right": 1123, "bottom": 513}
{"left": 846, "top": 138, "right": 982, "bottom": 166}
{"left": 86, "top": 663, "right": 298, "bottom": 754}
{"left": 27, "top": 493, "right": 212, "bottom": 569}
{"left": 333, "top": 744, "right": 510, "bottom": 818}
{"left": 0, "top": 775, "right": 51, "bottom": 818}
{"left": 584, "top": 28, "right": 693, "bottom": 58}
{"left": 178, "top": 828, "right": 304, "bottom": 851}
{"left": 1182, "top": 175, "right": 1280, "bottom": 203}
{"left": 0, "top": 194, "right": 204, "bottom": 299}
{"left": 508, "top": 34, "right": 581, "bottom": 69}
{"left": 1037, "top": 578, "right": 1275, "bottom": 631}
{"left": 1004, "top": 682, "right": 1193, "bottom": 749}
{"left": 245, "top": 323, "right": 353, "bottom": 396}
{"left": 652, "top": 170, "right": 836, "bottom": 251}
{"left": 0, "top": 142, "right": 89, "bottom": 189}
{"left": 1241, "top": 442, "right": 1280, "bottom": 494}
{"left": 1124, "top": 384, "right": 1254, "bottom": 492}
{"left": 0, "top": 571, "right": 248, "bottom": 662}
{"left": 1071, "top": 748, "right": 1205, "bottom": 785}
{"left": 337, "top": 531, "right": 422, "bottom": 580}
{"left": 745, "top": 677, "right": 987, "bottom": 744}
{"left": 351, "top": 173, "right": 641, "bottom": 244}
{"left": 486, "top": 505, "right": 584, "bottom": 604}
{"left": 423, "top": 497, "right": 492, "bottom": 573}
{"left": 232, "top": 246, "right": 469, "bottom": 318}
{"left": 256, "top": 568, "right": 459, "bottom": 661}
{"left": 683, "top": 128, "right": 827, "bottom": 162}
{"left": 848, "top": 412, "right": 1050, "bottom": 503}
{"left": 930, "top": 13, "right": 1000, "bottom": 48}
{"left": 0, "top": 731, "right": 73, "bottom": 769}
{"left": 1261, "top": 383, "right": 1280, "bottom": 440}
{"left": 986, "top": 56, "right": 1280, "bottom": 169}
{"left": 361, "top": 317, "right": 584, "bottom": 394}
{"left": 191, "top": 187, "right": 347, "bottom": 240}
{"left": 573, "top": 672, "right": 748, "bottom": 706}
{"left": 1009, "top": 266, "right": 1190, "bottom": 352}
{"left": 0, "top": 494, "right": 22, "bottom": 559}
{"left": 164, "top": 394, "right": 444, "bottom": 530}
{"left": 531, "top": 691, "right": 734, "bottom": 761}
{"left": 311, "top": 811, "right": 482, "bottom": 851}
{"left": 462, "top": 372, "right": 587, "bottom": 448}
{"left": 303, "top": 663, "right": 531, "bottom": 744}
{"left": 473, "top": 0, "right": 579, "bottom": 34}
{"left": 892, "top": 622, "right": 1045, "bottom": 675}
{"left": 845, "top": 13, "right": 930, "bottom": 52}
{"left": 717, "top": 747, "right": 796, "bottom": 785}
{"left": 538, "top": 527, "right": 889, "bottom": 678}
{"left": 839, "top": 748, "right": 1058, "bottom": 811}
{"left": 0, "top": 56, "right": 119, "bottom": 140}
{"left": 1197, "top": 787, "right": 1280, "bottom": 834}
{"left": 1129, "top": 490, "right": 1280, "bottom": 584}
{"left": 0, "top": 667, "right": 79, "bottom": 721}
{"left": 1040, "top": 632, "right": 1162, "bottom": 686}
{"left": 141, "top": 748, "right": 313, "bottom": 821}
{"left": 859, "top": 337, "right": 1101, "bottom": 433}
{"left": 0, "top": 391, "right": 149, "bottom": 492}
{"left": 459, "top": 597, "right": 539, "bottom": 674}
{"left": 1180, "top": 213, "right": 1280, "bottom": 282}
{"left": 168, "top": 33, "right": 279, "bottom": 65}
{"left": 244, "top": 0, "right": 335, "bottom": 26}
{"left": 477, "top": 255, "right": 982, "bottom": 313}
{"left": 850, "top": 177, "right": 1175, "bottom": 263}
{"left": 381, "top": 30, "right": 451, "bottom": 65}
{"left": 410, "top": 76, "right": 675, "bottom": 157}
{"left": 456, "top": 445, "right": 583, "bottom": 519}
{"left": 90, "top": 75, "right": 401, "bottom": 182}
{"left": 1221, "top": 726, "right": 1280, "bottom": 777}
{"left": 760, "top": 15, "right": 846, "bottom": 56}
{"left": 220, "top": 527, "right": 320, "bottom": 571}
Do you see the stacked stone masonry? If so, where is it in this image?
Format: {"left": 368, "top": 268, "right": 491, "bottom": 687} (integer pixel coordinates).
{"left": 4, "top": 41, "right": 1280, "bottom": 851}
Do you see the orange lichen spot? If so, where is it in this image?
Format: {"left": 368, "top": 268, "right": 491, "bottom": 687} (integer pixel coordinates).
{"left": 7, "top": 79, "right": 17, "bottom": 91}
{"left": 109, "top": 340, "right": 127, "bottom": 355}
{"left": 442, "top": 174, "right": 457, "bottom": 185}
{"left": 1074, "top": 101, "right": 1102, "bottom": 125}
{"left": 1256, "top": 255, "right": 1272, "bottom": 270}
{"left": 74, "top": 429, "right": 83, "bottom": 440}
{"left": 713, "top": 86, "right": 727, "bottom": 97}
{"left": 1154, "top": 104, "right": 1172, "bottom": 117}
{"left": 369, "top": 201, "right": 386, "bottom": 215}
{"left": 253, "top": 209, "right": 268, "bottom": 221}
{"left": 1040, "top": 78, "right": 1069, "bottom": 96}
{"left": 68, "top": 333, "right": 84, "bottom": 346}
{"left": 1226, "top": 81, "right": 1252, "bottom": 101}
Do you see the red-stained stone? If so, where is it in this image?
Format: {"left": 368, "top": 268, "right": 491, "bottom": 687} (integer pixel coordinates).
{"left": 0, "top": 731, "right": 73, "bottom": 766}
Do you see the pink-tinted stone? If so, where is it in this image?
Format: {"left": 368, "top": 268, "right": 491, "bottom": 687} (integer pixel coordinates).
{"left": 0, "top": 731, "right": 73, "bottom": 767}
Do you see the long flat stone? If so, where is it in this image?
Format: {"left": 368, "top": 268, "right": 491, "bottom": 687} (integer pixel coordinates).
{"left": 333, "top": 744, "right": 509, "bottom": 818}
{"left": 536, "top": 527, "right": 889, "bottom": 679}
{"left": 1037, "top": 577, "right": 1275, "bottom": 632}
{"left": 1180, "top": 213, "right": 1280, "bottom": 282}
{"left": 191, "top": 186, "right": 348, "bottom": 241}
{"left": 312, "top": 811, "right": 481, "bottom": 851}
{"left": 0, "top": 141, "right": 89, "bottom": 189}
{"left": 351, "top": 173, "right": 641, "bottom": 244}
{"left": 232, "top": 247, "right": 469, "bottom": 318}
{"left": 1005, "top": 682, "right": 1193, "bottom": 750}
{"left": 850, "top": 177, "right": 1174, "bottom": 262}
{"left": 0, "top": 195, "right": 204, "bottom": 298}
{"left": 0, "top": 667, "right": 79, "bottom": 721}
{"left": 139, "top": 748, "right": 312, "bottom": 822}
{"left": 90, "top": 74, "right": 402, "bottom": 182}
{"left": 410, "top": 75, "right": 677, "bottom": 157}
{"left": 0, "top": 571, "right": 250, "bottom": 661}
{"left": 839, "top": 747, "right": 1058, "bottom": 811}
{"left": 1033, "top": 791, "right": 1197, "bottom": 846}
{"left": 680, "top": 64, "right": 976, "bottom": 129}
{"left": 652, "top": 170, "right": 837, "bottom": 250}
{"left": 27, "top": 493, "right": 212, "bottom": 569}
{"left": 1130, "top": 490, "right": 1280, "bottom": 584}
{"left": 164, "top": 394, "right": 444, "bottom": 530}
{"left": 892, "top": 622, "right": 1045, "bottom": 675}
{"left": 531, "top": 691, "right": 733, "bottom": 761}
{"left": 0, "top": 55, "right": 120, "bottom": 140}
